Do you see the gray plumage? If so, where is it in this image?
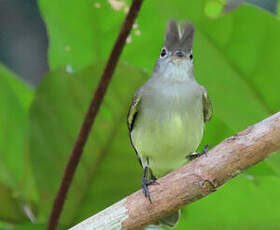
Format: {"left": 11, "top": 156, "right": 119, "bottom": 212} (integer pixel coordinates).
{"left": 127, "top": 20, "right": 212, "bottom": 228}
{"left": 164, "top": 20, "right": 180, "bottom": 50}
{"left": 164, "top": 20, "right": 195, "bottom": 54}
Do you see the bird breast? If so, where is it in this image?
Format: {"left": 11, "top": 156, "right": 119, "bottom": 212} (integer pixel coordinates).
{"left": 131, "top": 81, "right": 204, "bottom": 177}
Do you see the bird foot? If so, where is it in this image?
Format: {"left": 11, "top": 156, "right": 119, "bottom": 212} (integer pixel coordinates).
{"left": 142, "top": 177, "right": 158, "bottom": 203}
{"left": 187, "top": 144, "right": 210, "bottom": 160}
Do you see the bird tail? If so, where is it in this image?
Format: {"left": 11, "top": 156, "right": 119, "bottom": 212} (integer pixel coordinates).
{"left": 144, "top": 210, "right": 181, "bottom": 230}
{"left": 159, "top": 209, "right": 181, "bottom": 228}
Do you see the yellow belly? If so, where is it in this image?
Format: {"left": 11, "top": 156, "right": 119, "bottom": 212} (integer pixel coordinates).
{"left": 131, "top": 110, "right": 204, "bottom": 178}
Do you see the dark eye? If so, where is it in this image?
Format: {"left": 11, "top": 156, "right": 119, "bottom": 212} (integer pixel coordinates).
{"left": 160, "top": 48, "right": 167, "bottom": 58}
{"left": 189, "top": 53, "right": 193, "bottom": 60}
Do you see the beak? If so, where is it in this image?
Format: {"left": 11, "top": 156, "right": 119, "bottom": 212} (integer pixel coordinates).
{"left": 175, "top": 50, "right": 185, "bottom": 58}
{"left": 171, "top": 51, "right": 186, "bottom": 62}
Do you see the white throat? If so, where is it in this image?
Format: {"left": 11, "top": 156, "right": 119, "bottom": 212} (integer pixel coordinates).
{"left": 155, "top": 59, "right": 194, "bottom": 83}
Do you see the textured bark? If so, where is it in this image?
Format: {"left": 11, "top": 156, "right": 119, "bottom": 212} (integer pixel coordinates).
{"left": 70, "top": 112, "right": 280, "bottom": 230}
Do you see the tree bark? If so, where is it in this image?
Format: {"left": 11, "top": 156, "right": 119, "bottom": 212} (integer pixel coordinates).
{"left": 69, "top": 112, "right": 280, "bottom": 230}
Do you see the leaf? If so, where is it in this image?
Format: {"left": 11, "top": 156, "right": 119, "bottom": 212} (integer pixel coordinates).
{"left": 177, "top": 176, "right": 280, "bottom": 230}
{"left": 38, "top": 0, "right": 128, "bottom": 71}
{"left": 191, "top": 2, "right": 280, "bottom": 174}
{"left": 12, "top": 223, "right": 65, "bottom": 230}
{"left": 0, "top": 64, "right": 33, "bottom": 112}
{"left": 12, "top": 224, "right": 45, "bottom": 230}
{"left": 29, "top": 62, "right": 147, "bottom": 224}
{"left": 0, "top": 64, "right": 36, "bottom": 221}
{"left": 0, "top": 222, "right": 12, "bottom": 230}
{"left": 0, "top": 182, "right": 27, "bottom": 223}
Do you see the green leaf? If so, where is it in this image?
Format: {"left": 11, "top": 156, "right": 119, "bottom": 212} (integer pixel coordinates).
{"left": 13, "top": 224, "right": 45, "bottom": 230}
{"left": 38, "top": 0, "right": 128, "bottom": 71}
{"left": 29, "top": 62, "right": 147, "bottom": 224}
{"left": 204, "top": 1, "right": 224, "bottom": 18}
{"left": 38, "top": 0, "right": 95, "bottom": 71}
{"left": 12, "top": 223, "right": 64, "bottom": 230}
{"left": 0, "top": 183, "right": 27, "bottom": 223}
{"left": 0, "top": 64, "right": 36, "bottom": 217}
{"left": 178, "top": 176, "right": 280, "bottom": 229}
{"left": 0, "top": 64, "right": 33, "bottom": 112}
{"left": 0, "top": 223, "right": 65, "bottom": 230}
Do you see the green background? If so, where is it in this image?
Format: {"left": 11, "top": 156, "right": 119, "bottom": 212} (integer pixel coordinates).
{"left": 0, "top": 0, "right": 280, "bottom": 229}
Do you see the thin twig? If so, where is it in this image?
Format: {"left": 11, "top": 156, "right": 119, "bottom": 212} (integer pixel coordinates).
{"left": 47, "top": 1, "right": 144, "bottom": 229}
{"left": 69, "top": 112, "right": 280, "bottom": 230}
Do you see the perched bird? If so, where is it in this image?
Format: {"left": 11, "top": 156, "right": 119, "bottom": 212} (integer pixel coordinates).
{"left": 127, "top": 20, "right": 212, "bottom": 228}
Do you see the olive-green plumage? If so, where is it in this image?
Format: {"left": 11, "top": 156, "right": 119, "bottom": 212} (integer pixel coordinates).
{"left": 127, "top": 20, "right": 212, "bottom": 228}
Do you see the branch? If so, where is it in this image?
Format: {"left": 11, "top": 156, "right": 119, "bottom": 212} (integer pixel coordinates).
{"left": 47, "top": 1, "right": 144, "bottom": 229}
{"left": 69, "top": 112, "right": 280, "bottom": 230}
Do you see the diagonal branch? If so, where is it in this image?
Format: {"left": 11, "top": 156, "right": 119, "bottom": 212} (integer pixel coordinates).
{"left": 47, "top": 1, "right": 144, "bottom": 229}
{"left": 69, "top": 112, "right": 280, "bottom": 230}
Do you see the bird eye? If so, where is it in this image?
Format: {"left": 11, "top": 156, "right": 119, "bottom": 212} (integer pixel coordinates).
{"left": 189, "top": 53, "right": 193, "bottom": 60}
{"left": 160, "top": 48, "right": 167, "bottom": 58}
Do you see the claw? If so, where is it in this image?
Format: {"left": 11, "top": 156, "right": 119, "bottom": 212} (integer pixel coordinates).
{"left": 187, "top": 144, "right": 210, "bottom": 160}
{"left": 142, "top": 177, "right": 151, "bottom": 202}
{"left": 142, "top": 177, "right": 158, "bottom": 203}
{"left": 141, "top": 167, "right": 158, "bottom": 203}
{"left": 202, "top": 144, "right": 210, "bottom": 156}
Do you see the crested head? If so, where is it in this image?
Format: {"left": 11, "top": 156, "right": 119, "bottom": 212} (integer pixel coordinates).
{"left": 164, "top": 20, "right": 195, "bottom": 54}
{"left": 153, "top": 20, "right": 195, "bottom": 82}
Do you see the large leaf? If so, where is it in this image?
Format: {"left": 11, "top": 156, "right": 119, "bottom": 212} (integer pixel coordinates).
{"left": 0, "top": 64, "right": 36, "bottom": 223}
{"left": 29, "top": 63, "right": 146, "bottom": 224}
{"left": 177, "top": 175, "right": 280, "bottom": 229}
{"left": 0, "top": 64, "right": 33, "bottom": 112}
{"left": 38, "top": 0, "right": 128, "bottom": 71}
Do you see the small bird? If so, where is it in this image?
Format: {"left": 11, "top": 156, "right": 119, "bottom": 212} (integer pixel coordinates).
{"left": 127, "top": 20, "right": 212, "bottom": 228}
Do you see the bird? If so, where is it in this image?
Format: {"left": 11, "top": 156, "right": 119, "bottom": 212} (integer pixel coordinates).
{"left": 127, "top": 20, "right": 212, "bottom": 228}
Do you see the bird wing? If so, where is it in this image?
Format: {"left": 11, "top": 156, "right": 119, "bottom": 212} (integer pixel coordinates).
{"left": 127, "top": 93, "right": 141, "bottom": 131}
{"left": 127, "top": 92, "right": 143, "bottom": 167}
{"left": 201, "top": 86, "right": 213, "bottom": 122}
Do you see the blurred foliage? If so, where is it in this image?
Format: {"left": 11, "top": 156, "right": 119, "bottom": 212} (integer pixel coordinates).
{"left": 29, "top": 63, "right": 146, "bottom": 223}
{"left": 0, "top": 64, "right": 36, "bottom": 224}
{"left": 0, "top": 0, "right": 280, "bottom": 229}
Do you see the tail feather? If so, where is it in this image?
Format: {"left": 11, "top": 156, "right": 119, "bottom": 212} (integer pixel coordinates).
{"left": 159, "top": 209, "right": 181, "bottom": 228}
